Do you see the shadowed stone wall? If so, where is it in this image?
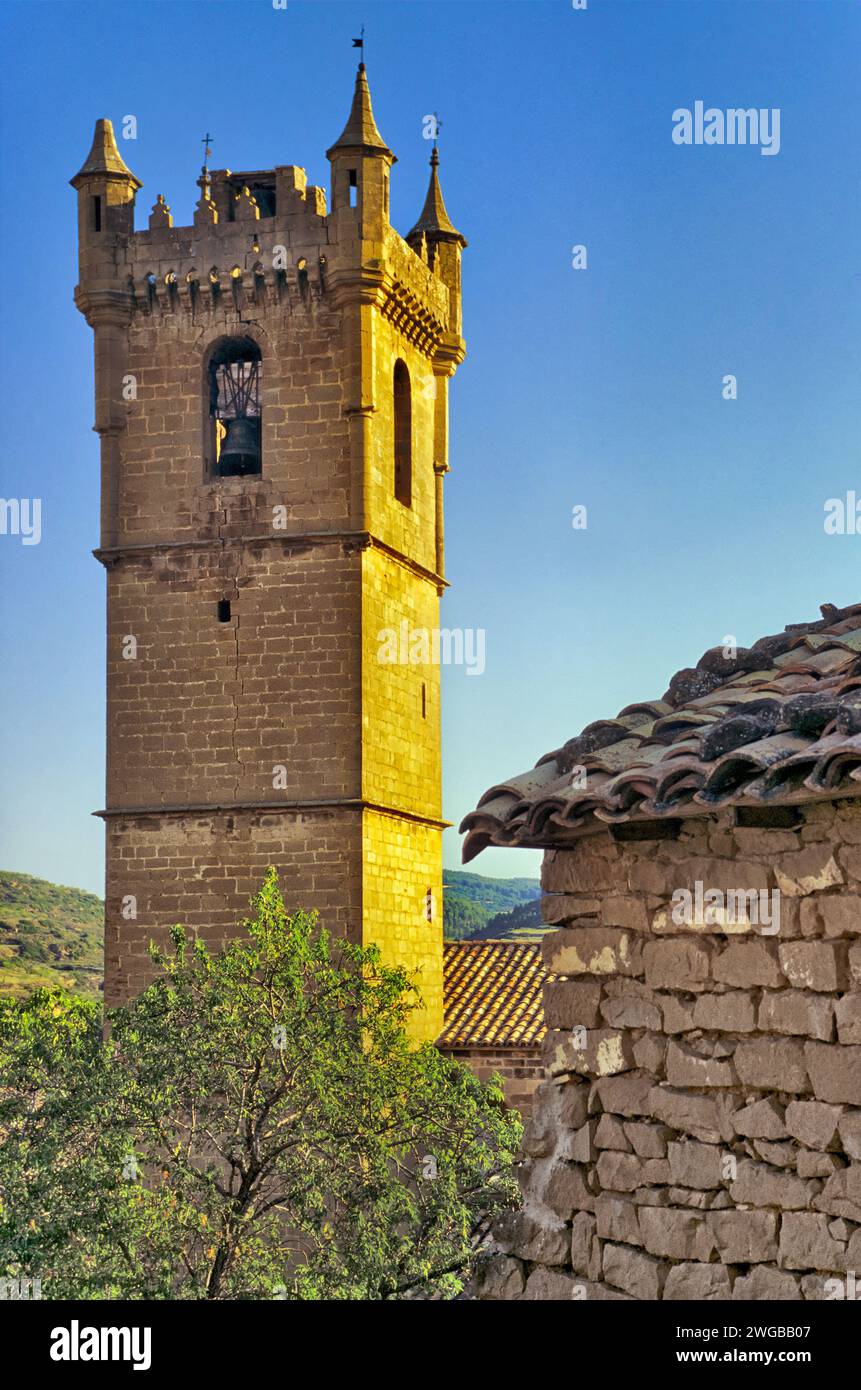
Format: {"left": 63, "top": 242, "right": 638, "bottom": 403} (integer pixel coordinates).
{"left": 477, "top": 800, "right": 861, "bottom": 1301}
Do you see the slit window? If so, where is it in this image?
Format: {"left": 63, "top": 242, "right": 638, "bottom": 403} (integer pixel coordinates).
{"left": 92, "top": 195, "right": 102, "bottom": 232}
{"left": 393, "top": 359, "right": 412, "bottom": 506}
{"left": 348, "top": 168, "right": 358, "bottom": 208}
{"left": 218, "top": 599, "right": 231, "bottom": 623}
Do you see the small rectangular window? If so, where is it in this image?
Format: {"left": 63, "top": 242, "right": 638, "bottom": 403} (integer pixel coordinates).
{"left": 348, "top": 169, "right": 358, "bottom": 208}
{"left": 92, "top": 195, "right": 102, "bottom": 232}
{"left": 218, "top": 599, "right": 231, "bottom": 623}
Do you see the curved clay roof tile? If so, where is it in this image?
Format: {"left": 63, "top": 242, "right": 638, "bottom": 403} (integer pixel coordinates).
{"left": 461, "top": 604, "right": 861, "bottom": 860}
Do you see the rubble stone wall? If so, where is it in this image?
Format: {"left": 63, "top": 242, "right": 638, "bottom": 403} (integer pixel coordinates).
{"left": 478, "top": 800, "right": 861, "bottom": 1301}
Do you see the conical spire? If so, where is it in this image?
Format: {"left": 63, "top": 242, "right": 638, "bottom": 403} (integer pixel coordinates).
{"left": 407, "top": 148, "right": 466, "bottom": 246}
{"left": 326, "top": 63, "right": 394, "bottom": 159}
{"left": 71, "top": 118, "right": 142, "bottom": 189}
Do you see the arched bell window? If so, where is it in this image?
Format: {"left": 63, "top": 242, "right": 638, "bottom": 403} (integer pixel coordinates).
{"left": 393, "top": 359, "right": 412, "bottom": 507}
{"left": 206, "top": 337, "right": 262, "bottom": 478}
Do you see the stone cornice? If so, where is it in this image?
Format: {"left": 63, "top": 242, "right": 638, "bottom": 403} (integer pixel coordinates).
{"left": 94, "top": 797, "right": 451, "bottom": 831}
{"left": 93, "top": 528, "right": 448, "bottom": 591}
{"left": 73, "top": 285, "right": 135, "bottom": 329}
{"left": 325, "top": 266, "right": 388, "bottom": 309}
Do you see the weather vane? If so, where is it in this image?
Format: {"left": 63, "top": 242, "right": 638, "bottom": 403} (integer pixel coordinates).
{"left": 352, "top": 25, "right": 365, "bottom": 61}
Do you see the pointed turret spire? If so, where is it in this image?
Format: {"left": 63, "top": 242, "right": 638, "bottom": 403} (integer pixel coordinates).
{"left": 407, "top": 147, "right": 466, "bottom": 248}
{"left": 326, "top": 63, "right": 394, "bottom": 160}
{"left": 70, "top": 118, "right": 141, "bottom": 190}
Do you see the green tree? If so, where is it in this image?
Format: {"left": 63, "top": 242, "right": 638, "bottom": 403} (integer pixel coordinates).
{"left": 0, "top": 870, "right": 520, "bottom": 1300}
{"left": 442, "top": 892, "right": 488, "bottom": 940}
{"left": 0, "top": 988, "right": 142, "bottom": 1294}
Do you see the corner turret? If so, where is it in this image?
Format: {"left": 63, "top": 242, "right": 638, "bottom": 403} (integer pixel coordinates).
{"left": 407, "top": 148, "right": 466, "bottom": 337}
{"left": 70, "top": 119, "right": 141, "bottom": 285}
{"left": 326, "top": 63, "right": 395, "bottom": 228}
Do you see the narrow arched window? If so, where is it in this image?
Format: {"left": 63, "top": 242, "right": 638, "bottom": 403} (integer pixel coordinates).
{"left": 206, "top": 337, "right": 262, "bottom": 478}
{"left": 393, "top": 359, "right": 412, "bottom": 506}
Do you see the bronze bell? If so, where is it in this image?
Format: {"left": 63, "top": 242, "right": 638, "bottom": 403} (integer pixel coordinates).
{"left": 217, "top": 415, "right": 261, "bottom": 476}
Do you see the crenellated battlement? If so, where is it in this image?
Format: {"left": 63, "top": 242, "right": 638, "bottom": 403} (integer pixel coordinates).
{"left": 74, "top": 152, "right": 458, "bottom": 364}
{"left": 76, "top": 165, "right": 454, "bottom": 361}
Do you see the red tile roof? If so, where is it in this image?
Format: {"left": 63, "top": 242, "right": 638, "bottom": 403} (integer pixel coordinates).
{"left": 439, "top": 940, "right": 545, "bottom": 1048}
{"left": 461, "top": 601, "right": 861, "bottom": 862}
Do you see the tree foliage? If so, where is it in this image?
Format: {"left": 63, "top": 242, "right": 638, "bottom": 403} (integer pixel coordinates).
{"left": 0, "top": 871, "right": 103, "bottom": 997}
{"left": 0, "top": 870, "right": 520, "bottom": 1299}
{"left": 443, "top": 871, "right": 540, "bottom": 941}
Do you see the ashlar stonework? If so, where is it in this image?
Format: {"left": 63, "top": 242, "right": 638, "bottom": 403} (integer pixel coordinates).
{"left": 71, "top": 67, "right": 466, "bottom": 1043}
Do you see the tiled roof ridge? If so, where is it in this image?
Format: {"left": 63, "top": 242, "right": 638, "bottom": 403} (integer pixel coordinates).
{"left": 445, "top": 937, "right": 537, "bottom": 949}
{"left": 461, "top": 601, "right": 861, "bottom": 862}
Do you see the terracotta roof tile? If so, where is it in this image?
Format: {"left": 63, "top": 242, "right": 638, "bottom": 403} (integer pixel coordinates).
{"left": 461, "top": 601, "right": 861, "bottom": 862}
{"left": 438, "top": 941, "right": 546, "bottom": 1049}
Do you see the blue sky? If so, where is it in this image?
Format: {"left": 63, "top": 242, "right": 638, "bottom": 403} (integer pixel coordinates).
{"left": 0, "top": 0, "right": 858, "bottom": 897}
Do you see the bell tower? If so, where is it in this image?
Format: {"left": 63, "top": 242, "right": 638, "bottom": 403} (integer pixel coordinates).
{"left": 71, "top": 65, "right": 466, "bottom": 1041}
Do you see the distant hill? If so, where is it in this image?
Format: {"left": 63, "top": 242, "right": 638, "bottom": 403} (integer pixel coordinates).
{"left": 0, "top": 867, "right": 545, "bottom": 1001}
{"left": 443, "top": 870, "right": 543, "bottom": 943}
{"left": 464, "top": 898, "right": 545, "bottom": 943}
{"left": 0, "top": 871, "right": 103, "bottom": 998}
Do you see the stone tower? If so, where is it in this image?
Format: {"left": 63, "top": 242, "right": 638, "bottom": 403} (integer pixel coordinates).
{"left": 71, "top": 65, "right": 466, "bottom": 1041}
